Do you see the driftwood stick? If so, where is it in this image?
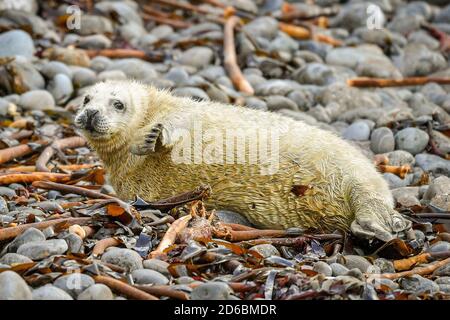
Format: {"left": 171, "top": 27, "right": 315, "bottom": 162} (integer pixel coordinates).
{"left": 223, "top": 16, "right": 254, "bottom": 95}
{"left": 0, "top": 172, "right": 72, "bottom": 185}
{"left": 32, "top": 180, "right": 114, "bottom": 200}
{"left": 92, "top": 237, "right": 121, "bottom": 257}
{"left": 278, "top": 22, "right": 341, "bottom": 46}
{"left": 85, "top": 49, "right": 163, "bottom": 62}
{"left": 144, "top": 185, "right": 211, "bottom": 210}
{"left": 348, "top": 77, "right": 450, "bottom": 88}
{"left": 200, "top": 0, "right": 227, "bottom": 9}
{"left": 215, "top": 229, "right": 288, "bottom": 242}
{"left": 393, "top": 253, "right": 431, "bottom": 271}
{"left": 379, "top": 257, "right": 450, "bottom": 280}
{"left": 278, "top": 22, "right": 310, "bottom": 39}
{"left": 141, "top": 12, "right": 192, "bottom": 29}
{"left": 0, "top": 217, "right": 92, "bottom": 241}
{"left": 134, "top": 285, "right": 189, "bottom": 300}
{"left": 0, "top": 140, "right": 48, "bottom": 165}
{"left": 35, "top": 136, "right": 86, "bottom": 172}
{"left": 219, "top": 222, "right": 257, "bottom": 231}
{"left": 148, "top": 214, "right": 192, "bottom": 259}
{"left": 152, "top": 0, "right": 210, "bottom": 14}
{"left": 93, "top": 275, "right": 159, "bottom": 300}
{"left": 377, "top": 164, "right": 411, "bottom": 179}
{"left": 281, "top": 2, "right": 339, "bottom": 21}
{"left": 6, "top": 129, "right": 34, "bottom": 142}
{"left": 141, "top": 5, "right": 171, "bottom": 18}
{"left": 4, "top": 164, "right": 95, "bottom": 172}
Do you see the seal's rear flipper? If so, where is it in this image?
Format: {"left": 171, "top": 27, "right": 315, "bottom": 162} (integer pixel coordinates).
{"left": 349, "top": 187, "right": 412, "bottom": 242}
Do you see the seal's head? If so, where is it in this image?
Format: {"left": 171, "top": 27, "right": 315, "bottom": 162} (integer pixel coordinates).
{"left": 75, "top": 81, "right": 147, "bottom": 141}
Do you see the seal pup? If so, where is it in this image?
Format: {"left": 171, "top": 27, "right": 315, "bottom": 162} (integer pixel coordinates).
{"left": 75, "top": 80, "right": 412, "bottom": 241}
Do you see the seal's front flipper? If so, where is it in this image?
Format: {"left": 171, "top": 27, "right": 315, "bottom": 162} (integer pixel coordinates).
{"left": 130, "top": 123, "right": 167, "bottom": 155}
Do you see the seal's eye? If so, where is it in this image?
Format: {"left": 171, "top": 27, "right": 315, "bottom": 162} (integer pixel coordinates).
{"left": 83, "top": 96, "right": 91, "bottom": 105}
{"left": 113, "top": 100, "right": 125, "bottom": 111}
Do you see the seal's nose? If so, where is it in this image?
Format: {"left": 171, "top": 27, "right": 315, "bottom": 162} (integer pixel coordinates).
{"left": 85, "top": 109, "right": 99, "bottom": 131}
{"left": 85, "top": 109, "right": 98, "bottom": 121}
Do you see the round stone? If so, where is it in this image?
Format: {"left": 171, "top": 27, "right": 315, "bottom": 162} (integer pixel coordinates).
{"left": 395, "top": 128, "right": 429, "bottom": 155}
{"left": 0, "top": 271, "right": 32, "bottom": 300}
{"left": 8, "top": 227, "right": 46, "bottom": 253}
{"left": 40, "top": 61, "right": 73, "bottom": 79}
{"left": 0, "top": 30, "right": 35, "bottom": 59}
{"left": 143, "top": 259, "right": 170, "bottom": 277}
{"left": 101, "top": 248, "right": 143, "bottom": 272}
{"left": 248, "top": 244, "right": 280, "bottom": 258}
{"left": 373, "top": 258, "right": 395, "bottom": 273}
{"left": 330, "top": 263, "right": 350, "bottom": 276}
{"left": 337, "top": 255, "right": 372, "bottom": 272}
{"left": 32, "top": 285, "right": 73, "bottom": 300}
{"left": 131, "top": 269, "right": 169, "bottom": 285}
{"left": 400, "top": 274, "right": 439, "bottom": 293}
{"left": 47, "top": 73, "right": 74, "bottom": 105}
{"left": 19, "top": 90, "right": 55, "bottom": 111}
{"left": 191, "top": 282, "right": 232, "bottom": 300}
{"left": 77, "top": 284, "right": 114, "bottom": 300}
{"left": 313, "top": 261, "right": 332, "bottom": 276}
{"left": 428, "top": 241, "right": 450, "bottom": 254}
{"left": 177, "top": 46, "right": 214, "bottom": 69}
{"left": 342, "top": 121, "right": 371, "bottom": 141}
{"left": 53, "top": 273, "right": 95, "bottom": 297}
{"left": 370, "top": 127, "right": 395, "bottom": 154}
{"left": 17, "top": 239, "right": 68, "bottom": 260}
{"left": 0, "top": 196, "right": 8, "bottom": 215}
{"left": 0, "top": 253, "right": 33, "bottom": 266}
{"left": 72, "top": 68, "right": 97, "bottom": 88}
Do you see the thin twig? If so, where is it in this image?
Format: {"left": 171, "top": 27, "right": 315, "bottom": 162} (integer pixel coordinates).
{"left": 378, "top": 257, "right": 450, "bottom": 280}
{"left": 223, "top": 16, "right": 254, "bottom": 95}
{"left": 85, "top": 49, "right": 164, "bottom": 63}
{"left": 0, "top": 217, "right": 92, "bottom": 241}
{"left": 94, "top": 275, "right": 159, "bottom": 300}
{"left": 214, "top": 229, "right": 288, "bottom": 241}
{"left": 35, "top": 136, "right": 86, "bottom": 172}
{"left": 151, "top": 0, "right": 210, "bottom": 14}
{"left": 4, "top": 164, "right": 95, "bottom": 172}
{"left": 134, "top": 284, "right": 189, "bottom": 300}
{"left": 0, "top": 172, "right": 72, "bottom": 185}
{"left": 32, "top": 180, "right": 114, "bottom": 200}
{"left": 0, "top": 140, "right": 48, "bottom": 165}
{"left": 148, "top": 214, "right": 192, "bottom": 259}
{"left": 348, "top": 77, "right": 450, "bottom": 88}
{"left": 141, "top": 185, "right": 211, "bottom": 211}
{"left": 377, "top": 164, "right": 411, "bottom": 179}
{"left": 141, "top": 12, "right": 192, "bottom": 29}
{"left": 92, "top": 237, "right": 121, "bottom": 257}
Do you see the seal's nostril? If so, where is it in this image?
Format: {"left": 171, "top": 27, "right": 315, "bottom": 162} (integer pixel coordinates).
{"left": 85, "top": 109, "right": 99, "bottom": 119}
